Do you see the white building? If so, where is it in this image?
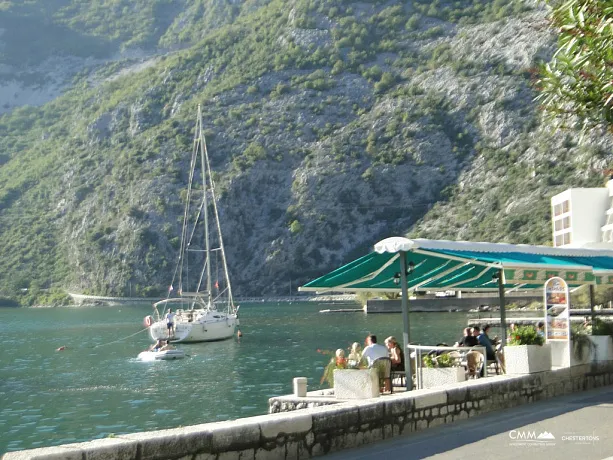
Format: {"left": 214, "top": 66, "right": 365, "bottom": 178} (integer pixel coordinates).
{"left": 551, "top": 181, "right": 613, "bottom": 248}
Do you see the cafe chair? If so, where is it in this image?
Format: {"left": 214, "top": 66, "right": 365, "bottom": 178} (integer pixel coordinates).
{"left": 465, "top": 350, "right": 484, "bottom": 379}
{"left": 371, "top": 357, "right": 392, "bottom": 394}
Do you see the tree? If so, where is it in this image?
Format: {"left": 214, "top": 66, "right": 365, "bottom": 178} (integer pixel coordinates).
{"left": 537, "top": 0, "right": 613, "bottom": 133}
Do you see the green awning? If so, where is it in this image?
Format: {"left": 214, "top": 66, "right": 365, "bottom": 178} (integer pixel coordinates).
{"left": 300, "top": 237, "right": 613, "bottom": 293}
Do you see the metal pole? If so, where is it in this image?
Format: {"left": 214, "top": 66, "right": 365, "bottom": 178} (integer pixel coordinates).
{"left": 589, "top": 284, "right": 596, "bottom": 325}
{"left": 417, "top": 347, "right": 421, "bottom": 390}
{"left": 198, "top": 105, "right": 212, "bottom": 303}
{"left": 498, "top": 269, "right": 507, "bottom": 348}
{"left": 399, "top": 251, "right": 413, "bottom": 390}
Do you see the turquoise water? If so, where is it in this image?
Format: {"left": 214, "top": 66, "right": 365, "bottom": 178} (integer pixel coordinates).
{"left": 0, "top": 302, "right": 479, "bottom": 454}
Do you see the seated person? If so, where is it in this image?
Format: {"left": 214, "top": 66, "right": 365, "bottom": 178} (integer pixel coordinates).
{"left": 454, "top": 327, "right": 469, "bottom": 346}
{"left": 425, "top": 343, "right": 449, "bottom": 358}
{"left": 435, "top": 342, "right": 449, "bottom": 356}
{"left": 458, "top": 327, "right": 479, "bottom": 347}
{"left": 149, "top": 339, "right": 165, "bottom": 352}
{"left": 363, "top": 335, "right": 392, "bottom": 392}
{"left": 477, "top": 325, "right": 496, "bottom": 361}
{"left": 362, "top": 334, "right": 389, "bottom": 367}
{"left": 334, "top": 348, "right": 347, "bottom": 368}
{"left": 536, "top": 321, "right": 545, "bottom": 337}
{"left": 347, "top": 342, "right": 363, "bottom": 368}
{"left": 507, "top": 323, "right": 517, "bottom": 342}
{"left": 384, "top": 336, "right": 405, "bottom": 372}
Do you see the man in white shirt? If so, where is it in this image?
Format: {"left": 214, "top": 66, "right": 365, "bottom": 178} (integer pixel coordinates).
{"left": 165, "top": 309, "right": 176, "bottom": 338}
{"left": 361, "top": 335, "right": 389, "bottom": 366}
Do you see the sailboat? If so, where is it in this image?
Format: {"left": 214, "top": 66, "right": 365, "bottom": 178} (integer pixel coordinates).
{"left": 145, "top": 106, "right": 239, "bottom": 343}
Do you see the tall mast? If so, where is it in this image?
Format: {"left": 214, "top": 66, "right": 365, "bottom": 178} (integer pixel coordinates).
{"left": 203, "top": 121, "right": 235, "bottom": 311}
{"left": 198, "top": 105, "right": 212, "bottom": 304}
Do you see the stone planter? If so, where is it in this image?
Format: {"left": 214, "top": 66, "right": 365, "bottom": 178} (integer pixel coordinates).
{"left": 504, "top": 344, "right": 552, "bottom": 374}
{"left": 419, "top": 367, "right": 465, "bottom": 389}
{"left": 550, "top": 340, "right": 594, "bottom": 367}
{"left": 333, "top": 369, "right": 379, "bottom": 399}
{"left": 589, "top": 335, "right": 613, "bottom": 362}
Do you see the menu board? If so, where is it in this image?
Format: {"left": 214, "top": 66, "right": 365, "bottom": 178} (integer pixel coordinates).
{"left": 544, "top": 276, "right": 570, "bottom": 341}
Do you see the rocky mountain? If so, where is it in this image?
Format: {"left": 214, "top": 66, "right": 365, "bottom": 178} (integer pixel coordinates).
{"left": 0, "top": 0, "right": 612, "bottom": 305}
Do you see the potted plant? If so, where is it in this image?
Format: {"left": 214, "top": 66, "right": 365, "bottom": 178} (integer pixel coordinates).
{"left": 590, "top": 318, "right": 613, "bottom": 362}
{"left": 550, "top": 322, "right": 597, "bottom": 367}
{"left": 419, "top": 352, "right": 465, "bottom": 388}
{"left": 504, "top": 325, "right": 551, "bottom": 374}
{"left": 572, "top": 322, "right": 596, "bottom": 364}
{"left": 319, "top": 347, "right": 378, "bottom": 399}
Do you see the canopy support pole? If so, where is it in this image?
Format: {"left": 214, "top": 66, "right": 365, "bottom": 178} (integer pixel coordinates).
{"left": 497, "top": 269, "right": 507, "bottom": 348}
{"left": 399, "top": 251, "right": 413, "bottom": 390}
{"left": 590, "top": 284, "right": 596, "bottom": 325}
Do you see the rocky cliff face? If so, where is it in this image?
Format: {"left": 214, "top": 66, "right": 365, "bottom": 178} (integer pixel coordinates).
{"left": 1, "top": 0, "right": 612, "bottom": 301}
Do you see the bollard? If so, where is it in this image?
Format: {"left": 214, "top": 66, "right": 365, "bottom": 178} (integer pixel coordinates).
{"left": 293, "top": 377, "right": 307, "bottom": 397}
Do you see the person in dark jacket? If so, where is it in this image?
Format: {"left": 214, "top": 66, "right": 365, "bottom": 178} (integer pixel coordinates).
{"left": 478, "top": 325, "right": 496, "bottom": 360}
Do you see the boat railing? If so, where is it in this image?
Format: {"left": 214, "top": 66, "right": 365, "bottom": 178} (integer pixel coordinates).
{"left": 154, "top": 297, "right": 205, "bottom": 307}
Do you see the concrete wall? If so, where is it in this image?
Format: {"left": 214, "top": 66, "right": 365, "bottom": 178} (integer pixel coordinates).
{"left": 5, "top": 363, "right": 613, "bottom": 460}
{"left": 366, "top": 296, "right": 540, "bottom": 313}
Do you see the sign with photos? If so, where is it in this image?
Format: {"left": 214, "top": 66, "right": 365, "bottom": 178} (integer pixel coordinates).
{"left": 544, "top": 276, "right": 570, "bottom": 341}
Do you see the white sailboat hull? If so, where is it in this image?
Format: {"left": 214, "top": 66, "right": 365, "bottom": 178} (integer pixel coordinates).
{"left": 149, "top": 309, "right": 238, "bottom": 343}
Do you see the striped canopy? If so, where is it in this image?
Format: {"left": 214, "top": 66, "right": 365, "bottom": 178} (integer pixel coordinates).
{"left": 300, "top": 237, "right": 613, "bottom": 293}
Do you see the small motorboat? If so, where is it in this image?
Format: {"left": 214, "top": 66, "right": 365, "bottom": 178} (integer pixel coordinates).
{"left": 137, "top": 349, "right": 185, "bottom": 361}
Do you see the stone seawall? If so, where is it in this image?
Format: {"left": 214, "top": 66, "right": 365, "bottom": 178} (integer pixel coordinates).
{"left": 365, "top": 296, "right": 540, "bottom": 313}
{"left": 4, "top": 362, "right": 613, "bottom": 460}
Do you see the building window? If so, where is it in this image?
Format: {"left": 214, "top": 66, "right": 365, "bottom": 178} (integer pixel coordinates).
{"left": 553, "top": 216, "right": 571, "bottom": 232}
{"left": 553, "top": 201, "right": 570, "bottom": 216}
{"left": 555, "top": 232, "right": 572, "bottom": 246}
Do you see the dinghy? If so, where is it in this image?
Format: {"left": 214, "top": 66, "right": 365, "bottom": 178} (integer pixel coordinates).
{"left": 137, "top": 349, "right": 185, "bottom": 361}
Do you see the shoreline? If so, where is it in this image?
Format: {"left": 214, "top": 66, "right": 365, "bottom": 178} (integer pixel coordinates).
{"left": 14, "top": 294, "right": 359, "bottom": 308}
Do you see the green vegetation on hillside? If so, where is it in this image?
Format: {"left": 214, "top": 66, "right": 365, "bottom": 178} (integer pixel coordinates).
{"left": 0, "top": 0, "right": 611, "bottom": 305}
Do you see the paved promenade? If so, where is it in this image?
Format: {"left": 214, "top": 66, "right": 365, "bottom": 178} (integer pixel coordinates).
{"left": 324, "top": 384, "right": 613, "bottom": 460}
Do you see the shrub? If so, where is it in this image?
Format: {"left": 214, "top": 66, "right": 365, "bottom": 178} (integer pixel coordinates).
{"left": 289, "top": 220, "right": 303, "bottom": 234}
{"left": 507, "top": 325, "right": 544, "bottom": 346}
{"left": 592, "top": 318, "right": 613, "bottom": 337}
{"left": 423, "top": 352, "right": 455, "bottom": 368}
{"left": 571, "top": 322, "right": 596, "bottom": 360}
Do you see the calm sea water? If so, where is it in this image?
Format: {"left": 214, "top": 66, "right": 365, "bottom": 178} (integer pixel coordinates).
{"left": 0, "top": 302, "right": 487, "bottom": 454}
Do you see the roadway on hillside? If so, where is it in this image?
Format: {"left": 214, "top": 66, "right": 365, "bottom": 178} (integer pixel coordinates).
{"left": 324, "top": 384, "right": 613, "bottom": 460}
